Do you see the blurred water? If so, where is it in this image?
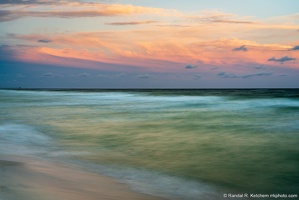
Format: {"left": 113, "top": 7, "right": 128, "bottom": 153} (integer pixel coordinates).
{"left": 0, "top": 89, "right": 298, "bottom": 199}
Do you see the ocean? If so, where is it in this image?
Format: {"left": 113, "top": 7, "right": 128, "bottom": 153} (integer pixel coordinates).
{"left": 0, "top": 89, "right": 298, "bottom": 199}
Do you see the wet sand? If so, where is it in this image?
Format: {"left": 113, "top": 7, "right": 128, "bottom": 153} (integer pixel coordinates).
{"left": 0, "top": 155, "right": 165, "bottom": 200}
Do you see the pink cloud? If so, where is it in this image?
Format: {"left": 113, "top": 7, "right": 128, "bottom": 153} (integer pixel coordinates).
{"left": 0, "top": 2, "right": 173, "bottom": 22}
{"left": 4, "top": 8, "right": 298, "bottom": 73}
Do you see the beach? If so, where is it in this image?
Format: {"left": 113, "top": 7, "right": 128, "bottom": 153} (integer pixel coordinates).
{"left": 0, "top": 154, "right": 165, "bottom": 200}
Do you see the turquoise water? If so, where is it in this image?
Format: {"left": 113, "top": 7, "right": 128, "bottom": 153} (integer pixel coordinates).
{"left": 0, "top": 89, "right": 299, "bottom": 199}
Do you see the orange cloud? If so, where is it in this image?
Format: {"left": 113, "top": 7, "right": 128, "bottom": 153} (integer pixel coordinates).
{"left": 9, "top": 32, "right": 298, "bottom": 74}
{"left": 0, "top": 2, "right": 174, "bottom": 22}
{"left": 105, "top": 20, "right": 158, "bottom": 26}
{"left": 4, "top": 8, "right": 298, "bottom": 72}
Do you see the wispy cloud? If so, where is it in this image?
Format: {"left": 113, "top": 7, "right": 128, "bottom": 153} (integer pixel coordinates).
{"left": 233, "top": 45, "right": 248, "bottom": 52}
{"left": 105, "top": 20, "right": 158, "bottom": 26}
{"left": 218, "top": 71, "right": 272, "bottom": 78}
{"left": 38, "top": 39, "right": 52, "bottom": 43}
{"left": 0, "top": 0, "right": 57, "bottom": 5}
{"left": 97, "top": 74, "right": 110, "bottom": 78}
{"left": 185, "top": 64, "right": 197, "bottom": 69}
{"left": 0, "top": 3, "right": 169, "bottom": 22}
{"left": 241, "top": 72, "right": 272, "bottom": 78}
{"left": 290, "top": 45, "right": 299, "bottom": 51}
{"left": 218, "top": 72, "right": 239, "bottom": 78}
{"left": 193, "top": 74, "right": 202, "bottom": 79}
{"left": 136, "top": 74, "right": 150, "bottom": 78}
{"left": 114, "top": 73, "right": 126, "bottom": 77}
{"left": 2, "top": 11, "right": 299, "bottom": 72}
{"left": 41, "top": 72, "right": 53, "bottom": 77}
{"left": 4, "top": 33, "right": 298, "bottom": 72}
{"left": 0, "top": 10, "right": 147, "bottom": 22}
{"left": 188, "top": 13, "right": 255, "bottom": 24}
{"left": 78, "top": 72, "right": 89, "bottom": 77}
{"left": 96, "top": 73, "right": 126, "bottom": 78}
{"left": 210, "top": 67, "right": 219, "bottom": 70}
{"left": 268, "top": 56, "right": 296, "bottom": 63}
{"left": 254, "top": 65, "right": 265, "bottom": 70}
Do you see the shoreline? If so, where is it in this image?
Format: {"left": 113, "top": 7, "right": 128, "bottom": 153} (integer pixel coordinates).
{"left": 0, "top": 154, "right": 165, "bottom": 200}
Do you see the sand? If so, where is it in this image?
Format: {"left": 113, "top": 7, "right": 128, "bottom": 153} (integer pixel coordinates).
{"left": 0, "top": 155, "right": 165, "bottom": 200}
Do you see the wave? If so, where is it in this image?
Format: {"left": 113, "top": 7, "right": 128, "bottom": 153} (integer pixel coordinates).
{"left": 2, "top": 89, "right": 298, "bottom": 113}
{"left": 0, "top": 123, "right": 223, "bottom": 200}
{"left": 0, "top": 123, "right": 52, "bottom": 155}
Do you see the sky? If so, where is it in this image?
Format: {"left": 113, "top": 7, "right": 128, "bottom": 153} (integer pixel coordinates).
{"left": 0, "top": 0, "right": 299, "bottom": 88}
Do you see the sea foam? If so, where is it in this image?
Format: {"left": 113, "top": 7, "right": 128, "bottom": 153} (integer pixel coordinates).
{"left": 0, "top": 124, "right": 52, "bottom": 155}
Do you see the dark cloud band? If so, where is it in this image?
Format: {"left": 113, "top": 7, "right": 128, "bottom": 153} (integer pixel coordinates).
{"left": 268, "top": 56, "right": 296, "bottom": 63}
{"left": 218, "top": 71, "right": 272, "bottom": 79}
{"left": 233, "top": 45, "right": 248, "bottom": 52}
